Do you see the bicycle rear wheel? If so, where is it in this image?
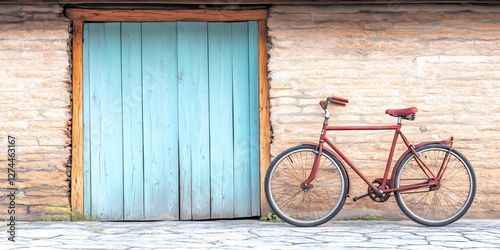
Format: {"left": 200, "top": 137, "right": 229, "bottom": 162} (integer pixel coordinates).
{"left": 394, "top": 144, "right": 476, "bottom": 226}
{"left": 264, "top": 144, "right": 348, "bottom": 227}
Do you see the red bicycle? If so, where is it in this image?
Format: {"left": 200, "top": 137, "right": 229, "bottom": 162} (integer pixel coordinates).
{"left": 264, "top": 96, "right": 476, "bottom": 227}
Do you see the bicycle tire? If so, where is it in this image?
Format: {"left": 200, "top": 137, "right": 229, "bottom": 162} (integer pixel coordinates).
{"left": 394, "top": 144, "right": 476, "bottom": 226}
{"left": 264, "top": 144, "right": 348, "bottom": 227}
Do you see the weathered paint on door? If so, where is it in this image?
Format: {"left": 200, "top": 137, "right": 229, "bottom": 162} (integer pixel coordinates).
{"left": 83, "top": 21, "right": 260, "bottom": 220}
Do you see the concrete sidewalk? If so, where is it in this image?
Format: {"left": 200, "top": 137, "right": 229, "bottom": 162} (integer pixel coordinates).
{"left": 3, "top": 219, "right": 500, "bottom": 249}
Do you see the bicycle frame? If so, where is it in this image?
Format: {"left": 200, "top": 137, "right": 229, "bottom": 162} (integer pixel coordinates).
{"left": 302, "top": 109, "right": 454, "bottom": 196}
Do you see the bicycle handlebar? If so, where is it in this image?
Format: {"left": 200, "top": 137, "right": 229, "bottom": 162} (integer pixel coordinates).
{"left": 319, "top": 96, "right": 349, "bottom": 110}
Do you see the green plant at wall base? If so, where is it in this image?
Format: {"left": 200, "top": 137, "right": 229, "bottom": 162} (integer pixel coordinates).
{"left": 69, "top": 208, "right": 91, "bottom": 221}
{"left": 39, "top": 207, "right": 93, "bottom": 221}
{"left": 344, "top": 212, "right": 382, "bottom": 221}
{"left": 39, "top": 213, "right": 49, "bottom": 221}
{"left": 259, "top": 212, "right": 282, "bottom": 222}
{"left": 38, "top": 205, "right": 71, "bottom": 221}
{"left": 39, "top": 213, "right": 69, "bottom": 221}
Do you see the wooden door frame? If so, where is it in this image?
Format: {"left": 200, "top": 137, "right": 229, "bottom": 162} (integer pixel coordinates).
{"left": 66, "top": 7, "right": 270, "bottom": 219}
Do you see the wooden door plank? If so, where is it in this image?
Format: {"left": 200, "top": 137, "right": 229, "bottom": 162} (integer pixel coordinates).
{"left": 248, "top": 21, "right": 261, "bottom": 216}
{"left": 208, "top": 22, "right": 235, "bottom": 219}
{"left": 177, "top": 23, "right": 193, "bottom": 220}
{"left": 87, "top": 23, "right": 124, "bottom": 220}
{"left": 82, "top": 22, "right": 91, "bottom": 218}
{"left": 232, "top": 22, "right": 252, "bottom": 218}
{"left": 178, "top": 22, "right": 211, "bottom": 220}
{"left": 142, "top": 22, "right": 180, "bottom": 220}
{"left": 121, "top": 23, "right": 145, "bottom": 220}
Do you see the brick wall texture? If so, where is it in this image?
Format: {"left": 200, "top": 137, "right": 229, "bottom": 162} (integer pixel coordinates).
{"left": 0, "top": 4, "right": 71, "bottom": 220}
{"left": 268, "top": 4, "right": 500, "bottom": 219}
{"left": 0, "top": 3, "right": 498, "bottom": 221}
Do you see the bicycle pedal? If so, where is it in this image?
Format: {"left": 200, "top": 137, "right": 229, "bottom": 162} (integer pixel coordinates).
{"left": 353, "top": 193, "right": 369, "bottom": 202}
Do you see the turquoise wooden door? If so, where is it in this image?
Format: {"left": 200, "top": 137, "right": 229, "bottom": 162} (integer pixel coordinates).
{"left": 83, "top": 22, "right": 260, "bottom": 220}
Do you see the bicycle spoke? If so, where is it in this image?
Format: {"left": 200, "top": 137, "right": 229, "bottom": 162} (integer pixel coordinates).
{"left": 276, "top": 189, "right": 304, "bottom": 208}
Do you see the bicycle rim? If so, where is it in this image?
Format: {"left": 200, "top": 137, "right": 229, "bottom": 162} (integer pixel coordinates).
{"left": 265, "top": 145, "right": 347, "bottom": 227}
{"left": 395, "top": 145, "right": 476, "bottom": 226}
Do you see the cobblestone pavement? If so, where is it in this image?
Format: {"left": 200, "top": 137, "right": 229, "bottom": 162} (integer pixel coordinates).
{"left": 2, "top": 219, "right": 500, "bottom": 249}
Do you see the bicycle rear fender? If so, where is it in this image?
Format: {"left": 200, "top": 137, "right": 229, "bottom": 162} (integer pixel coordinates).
{"left": 389, "top": 140, "right": 453, "bottom": 188}
{"left": 301, "top": 142, "right": 352, "bottom": 197}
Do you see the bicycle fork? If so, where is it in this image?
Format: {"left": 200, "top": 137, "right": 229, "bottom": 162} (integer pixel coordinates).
{"left": 300, "top": 110, "right": 331, "bottom": 190}
{"left": 300, "top": 142, "right": 323, "bottom": 189}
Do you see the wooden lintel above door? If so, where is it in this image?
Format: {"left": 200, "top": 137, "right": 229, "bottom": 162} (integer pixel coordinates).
{"left": 65, "top": 8, "right": 269, "bottom": 22}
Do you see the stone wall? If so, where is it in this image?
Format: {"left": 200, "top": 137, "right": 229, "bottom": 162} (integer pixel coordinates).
{"left": 267, "top": 4, "right": 500, "bottom": 219}
{"left": 0, "top": 4, "right": 71, "bottom": 220}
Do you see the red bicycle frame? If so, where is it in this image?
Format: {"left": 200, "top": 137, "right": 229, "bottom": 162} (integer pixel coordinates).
{"left": 302, "top": 96, "right": 454, "bottom": 197}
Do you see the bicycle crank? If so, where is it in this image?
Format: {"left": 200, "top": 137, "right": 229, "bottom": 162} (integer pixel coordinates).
{"left": 368, "top": 180, "right": 391, "bottom": 202}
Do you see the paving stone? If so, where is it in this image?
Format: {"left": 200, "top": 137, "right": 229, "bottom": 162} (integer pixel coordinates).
{"left": 430, "top": 240, "right": 499, "bottom": 248}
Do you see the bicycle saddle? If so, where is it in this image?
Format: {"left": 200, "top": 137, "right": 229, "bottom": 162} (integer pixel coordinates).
{"left": 386, "top": 107, "right": 418, "bottom": 120}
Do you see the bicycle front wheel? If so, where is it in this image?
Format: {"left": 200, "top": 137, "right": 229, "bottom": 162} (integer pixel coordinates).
{"left": 394, "top": 144, "right": 476, "bottom": 226}
{"left": 264, "top": 144, "right": 348, "bottom": 227}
